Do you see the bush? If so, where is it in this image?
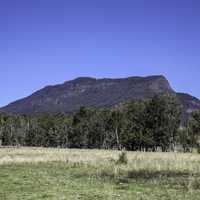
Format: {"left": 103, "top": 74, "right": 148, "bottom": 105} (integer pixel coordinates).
{"left": 116, "top": 150, "right": 128, "bottom": 165}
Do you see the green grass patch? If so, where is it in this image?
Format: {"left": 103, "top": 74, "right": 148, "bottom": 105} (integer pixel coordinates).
{"left": 1, "top": 162, "right": 200, "bottom": 200}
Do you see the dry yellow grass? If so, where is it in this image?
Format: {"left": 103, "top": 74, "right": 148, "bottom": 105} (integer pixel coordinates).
{"left": 1, "top": 147, "right": 200, "bottom": 199}
{"left": 1, "top": 147, "right": 200, "bottom": 174}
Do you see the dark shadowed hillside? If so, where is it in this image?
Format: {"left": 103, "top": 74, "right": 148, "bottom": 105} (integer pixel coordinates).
{"left": 1, "top": 75, "right": 200, "bottom": 120}
{"left": 176, "top": 92, "right": 200, "bottom": 122}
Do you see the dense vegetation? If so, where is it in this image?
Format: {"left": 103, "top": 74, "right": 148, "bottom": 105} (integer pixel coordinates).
{"left": 0, "top": 94, "right": 200, "bottom": 152}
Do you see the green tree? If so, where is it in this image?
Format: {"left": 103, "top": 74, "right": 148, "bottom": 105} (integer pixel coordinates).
{"left": 120, "top": 100, "right": 146, "bottom": 151}
{"left": 145, "top": 94, "right": 181, "bottom": 151}
{"left": 188, "top": 110, "right": 200, "bottom": 150}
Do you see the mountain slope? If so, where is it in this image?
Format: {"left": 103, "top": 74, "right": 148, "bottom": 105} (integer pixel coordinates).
{"left": 176, "top": 92, "right": 200, "bottom": 122}
{"left": 1, "top": 75, "right": 200, "bottom": 118}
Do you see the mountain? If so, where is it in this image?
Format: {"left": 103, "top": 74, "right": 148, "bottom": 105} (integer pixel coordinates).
{"left": 176, "top": 92, "right": 200, "bottom": 121}
{"left": 1, "top": 75, "right": 200, "bottom": 120}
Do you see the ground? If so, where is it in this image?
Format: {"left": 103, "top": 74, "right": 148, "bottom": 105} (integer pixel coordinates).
{"left": 1, "top": 148, "right": 200, "bottom": 199}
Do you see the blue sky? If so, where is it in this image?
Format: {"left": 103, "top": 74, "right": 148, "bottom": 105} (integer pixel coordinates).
{"left": 0, "top": 0, "right": 200, "bottom": 106}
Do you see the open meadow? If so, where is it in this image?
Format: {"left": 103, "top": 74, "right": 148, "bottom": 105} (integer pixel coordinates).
{"left": 1, "top": 147, "right": 200, "bottom": 199}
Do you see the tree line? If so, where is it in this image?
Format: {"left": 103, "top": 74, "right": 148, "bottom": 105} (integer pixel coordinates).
{"left": 0, "top": 94, "right": 200, "bottom": 152}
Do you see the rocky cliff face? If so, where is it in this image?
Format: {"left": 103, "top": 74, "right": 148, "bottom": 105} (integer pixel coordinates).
{"left": 1, "top": 75, "right": 200, "bottom": 120}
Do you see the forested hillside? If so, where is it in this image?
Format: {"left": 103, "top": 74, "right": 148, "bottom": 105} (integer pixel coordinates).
{"left": 1, "top": 94, "right": 200, "bottom": 152}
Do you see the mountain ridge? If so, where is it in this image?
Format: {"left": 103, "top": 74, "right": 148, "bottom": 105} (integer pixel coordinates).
{"left": 1, "top": 75, "right": 200, "bottom": 121}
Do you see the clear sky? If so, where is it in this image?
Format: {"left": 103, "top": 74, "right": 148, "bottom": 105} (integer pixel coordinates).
{"left": 0, "top": 0, "right": 200, "bottom": 107}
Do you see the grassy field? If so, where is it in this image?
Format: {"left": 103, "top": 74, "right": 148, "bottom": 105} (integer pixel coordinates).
{"left": 1, "top": 148, "right": 200, "bottom": 199}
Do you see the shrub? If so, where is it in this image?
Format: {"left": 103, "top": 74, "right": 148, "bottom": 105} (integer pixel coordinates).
{"left": 116, "top": 150, "right": 128, "bottom": 165}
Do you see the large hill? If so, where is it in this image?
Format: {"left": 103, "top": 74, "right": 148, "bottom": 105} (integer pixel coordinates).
{"left": 1, "top": 75, "right": 200, "bottom": 119}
